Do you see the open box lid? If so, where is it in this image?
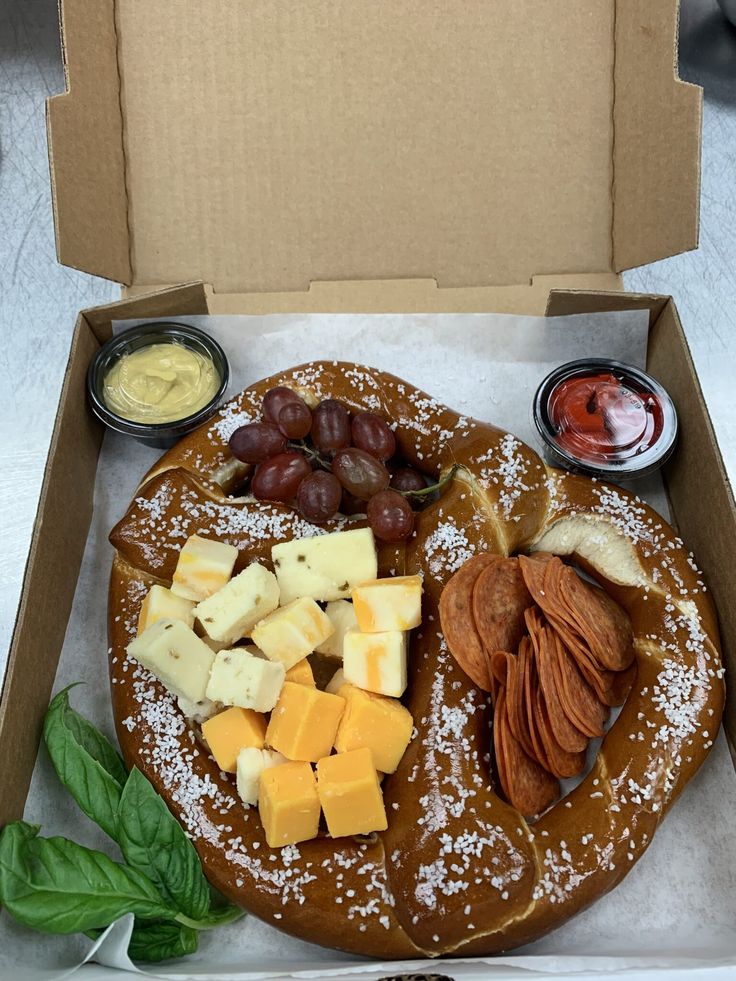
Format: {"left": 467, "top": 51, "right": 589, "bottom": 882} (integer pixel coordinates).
{"left": 47, "top": 0, "right": 701, "bottom": 300}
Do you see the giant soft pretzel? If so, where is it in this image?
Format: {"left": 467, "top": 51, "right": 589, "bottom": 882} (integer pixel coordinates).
{"left": 108, "top": 362, "right": 723, "bottom": 958}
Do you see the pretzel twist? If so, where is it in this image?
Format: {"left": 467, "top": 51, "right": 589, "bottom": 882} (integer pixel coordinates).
{"left": 108, "top": 362, "right": 723, "bottom": 957}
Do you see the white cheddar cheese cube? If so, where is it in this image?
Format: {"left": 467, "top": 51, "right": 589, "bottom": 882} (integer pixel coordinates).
{"left": 171, "top": 534, "right": 238, "bottom": 601}
{"left": 137, "top": 586, "right": 195, "bottom": 636}
{"left": 177, "top": 694, "right": 220, "bottom": 723}
{"left": 343, "top": 630, "right": 407, "bottom": 697}
{"left": 195, "top": 563, "right": 280, "bottom": 645}
{"left": 236, "top": 747, "right": 287, "bottom": 806}
{"left": 205, "top": 648, "right": 285, "bottom": 712}
{"left": 272, "top": 528, "right": 377, "bottom": 604}
{"left": 325, "top": 667, "right": 347, "bottom": 695}
{"left": 251, "top": 598, "right": 333, "bottom": 671}
{"left": 352, "top": 576, "right": 423, "bottom": 633}
{"left": 127, "top": 619, "right": 215, "bottom": 703}
{"left": 315, "top": 600, "right": 358, "bottom": 658}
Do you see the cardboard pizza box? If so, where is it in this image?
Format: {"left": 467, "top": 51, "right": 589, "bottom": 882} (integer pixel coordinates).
{"left": 2, "top": 1, "right": 735, "bottom": 971}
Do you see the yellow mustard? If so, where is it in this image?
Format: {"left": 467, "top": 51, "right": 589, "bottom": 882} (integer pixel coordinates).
{"left": 102, "top": 342, "right": 219, "bottom": 424}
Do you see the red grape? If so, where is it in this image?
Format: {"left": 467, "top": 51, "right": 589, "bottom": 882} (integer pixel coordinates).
{"left": 278, "top": 400, "right": 312, "bottom": 439}
{"left": 251, "top": 452, "right": 311, "bottom": 502}
{"left": 229, "top": 423, "right": 287, "bottom": 464}
{"left": 340, "top": 490, "right": 367, "bottom": 516}
{"left": 391, "top": 466, "right": 427, "bottom": 493}
{"left": 263, "top": 386, "right": 302, "bottom": 424}
{"left": 351, "top": 412, "right": 396, "bottom": 461}
{"left": 311, "top": 399, "right": 351, "bottom": 455}
{"left": 367, "top": 489, "right": 415, "bottom": 542}
{"left": 332, "top": 448, "right": 390, "bottom": 499}
{"left": 297, "top": 471, "right": 342, "bottom": 523}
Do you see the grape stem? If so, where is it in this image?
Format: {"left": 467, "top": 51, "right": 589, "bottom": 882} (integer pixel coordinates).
{"left": 399, "top": 464, "right": 460, "bottom": 499}
{"left": 293, "top": 441, "right": 332, "bottom": 471}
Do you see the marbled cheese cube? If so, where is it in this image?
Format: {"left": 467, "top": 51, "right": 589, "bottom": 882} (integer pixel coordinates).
{"left": 271, "top": 528, "right": 377, "bottom": 604}
{"left": 352, "top": 576, "right": 423, "bottom": 633}
{"left": 127, "top": 619, "right": 215, "bottom": 702}
{"left": 317, "top": 748, "right": 387, "bottom": 838}
{"left": 236, "top": 747, "right": 287, "bottom": 806}
{"left": 325, "top": 667, "right": 347, "bottom": 695}
{"left": 137, "top": 585, "right": 195, "bottom": 635}
{"left": 334, "top": 684, "right": 413, "bottom": 773}
{"left": 201, "top": 706, "right": 267, "bottom": 772}
{"left": 266, "top": 682, "right": 345, "bottom": 762}
{"left": 259, "top": 761, "right": 320, "bottom": 847}
{"left": 315, "top": 600, "right": 358, "bottom": 658}
{"left": 343, "top": 630, "right": 407, "bottom": 697}
{"left": 171, "top": 534, "right": 238, "bottom": 601}
{"left": 284, "top": 658, "right": 316, "bottom": 687}
{"left": 205, "top": 648, "right": 285, "bottom": 712}
{"left": 251, "top": 598, "right": 333, "bottom": 671}
{"left": 194, "top": 563, "right": 280, "bottom": 646}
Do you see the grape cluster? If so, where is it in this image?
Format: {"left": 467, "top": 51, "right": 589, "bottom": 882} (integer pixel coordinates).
{"left": 228, "top": 386, "right": 429, "bottom": 541}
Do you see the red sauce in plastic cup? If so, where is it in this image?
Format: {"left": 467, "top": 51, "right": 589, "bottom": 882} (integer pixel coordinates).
{"left": 532, "top": 359, "right": 677, "bottom": 479}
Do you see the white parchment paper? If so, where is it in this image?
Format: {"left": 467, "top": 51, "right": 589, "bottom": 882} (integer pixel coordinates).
{"left": 3, "top": 310, "right": 736, "bottom": 980}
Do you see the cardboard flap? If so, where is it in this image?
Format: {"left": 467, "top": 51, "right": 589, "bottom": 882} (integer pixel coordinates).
{"left": 49, "top": 0, "right": 699, "bottom": 292}
{"left": 47, "top": 0, "right": 130, "bottom": 283}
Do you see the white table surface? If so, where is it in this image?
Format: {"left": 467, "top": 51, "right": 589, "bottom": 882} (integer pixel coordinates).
{"left": 0, "top": 1, "right": 735, "bottom": 977}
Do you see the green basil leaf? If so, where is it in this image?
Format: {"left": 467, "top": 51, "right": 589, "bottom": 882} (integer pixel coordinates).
{"left": 181, "top": 902, "right": 244, "bottom": 929}
{"left": 128, "top": 920, "right": 198, "bottom": 962}
{"left": 0, "top": 822, "right": 174, "bottom": 934}
{"left": 43, "top": 686, "right": 125, "bottom": 839}
{"left": 117, "top": 768, "right": 209, "bottom": 920}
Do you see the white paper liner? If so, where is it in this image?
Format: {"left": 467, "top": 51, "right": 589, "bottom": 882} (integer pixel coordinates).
{"left": 3, "top": 310, "right": 735, "bottom": 980}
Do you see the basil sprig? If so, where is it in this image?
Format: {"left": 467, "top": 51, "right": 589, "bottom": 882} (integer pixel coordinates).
{"left": 0, "top": 687, "right": 243, "bottom": 962}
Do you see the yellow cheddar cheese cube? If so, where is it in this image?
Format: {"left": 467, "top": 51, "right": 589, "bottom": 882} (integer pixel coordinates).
{"left": 266, "top": 683, "right": 345, "bottom": 762}
{"left": 284, "top": 658, "right": 316, "bottom": 687}
{"left": 252, "top": 598, "right": 333, "bottom": 671}
{"left": 236, "top": 747, "right": 287, "bottom": 806}
{"left": 352, "top": 576, "right": 423, "bottom": 633}
{"left": 272, "top": 528, "right": 377, "bottom": 604}
{"left": 194, "top": 563, "right": 280, "bottom": 645}
{"left": 315, "top": 600, "right": 358, "bottom": 658}
{"left": 137, "top": 585, "right": 195, "bottom": 635}
{"left": 316, "top": 748, "right": 387, "bottom": 838}
{"left": 259, "top": 761, "right": 320, "bottom": 847}
{"left": 171, "top": 534, "right": 238, "bottom": 601}
{"left": 127, "top": 619, "right": 215, "bottom": 702}
{"left": 334, "top": 684, "right": 413, "bottom": 773}
{"left": 343, "top": 630, "right": 407, "bottom": 697}
{"left": 202, "top": 706, "right": 267, "bottom": 772}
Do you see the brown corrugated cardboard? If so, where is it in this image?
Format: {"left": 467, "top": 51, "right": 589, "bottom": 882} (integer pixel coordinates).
{"left": 47, "top": 0, "right": 700, "bottom": 296}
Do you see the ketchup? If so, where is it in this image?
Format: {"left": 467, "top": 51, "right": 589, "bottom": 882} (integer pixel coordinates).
{"left": 533, "top": 360, "right": 677, "bottom": 479}
{"left": 548, "top": 372, "right": 665, "bottom": 464}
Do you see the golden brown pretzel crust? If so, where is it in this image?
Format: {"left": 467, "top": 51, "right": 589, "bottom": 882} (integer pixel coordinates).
{"left": 108, "top": 362, "right": 723, "bottom": 958}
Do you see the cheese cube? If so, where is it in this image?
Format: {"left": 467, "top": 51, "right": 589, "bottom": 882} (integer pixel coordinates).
{"left": 251, "top": 598, "right": 333, "bottom": 671}
{"left": 171, "top": 534, "right": 238, "bottom": 601}
{"left": 266, "top": 683, "right": 345, "bottom": 762}
{"left": 334, "top": 685, "right": 413, "bottom": 773}
{"left": 199, "top": 634, "right": 229, "bottom": 654}
{"left": 325, "top": 667, "right": 347, "bottom": 695}
{"left": 343, "top": 630, "right": 407, "bottom": 697}
{"left": 194, "top": 563, "right": 280, "bottom": 645}
{"left": 317, "top": 748, "right": 387, "bottom": 838}
{"left": 315, "top": 600, "right": 358, "bottom": 658}
{"left": 127, "top": 619, "right": 215, "bottom": 702}
{"left": 272, "top": 528, "right": 377, "bottom": 604}
{"left": 259, "top": 761, "right": 320, "bottom": 847}
{"left": 205, "top": 648, "right": 285, "bottom": 712}
{"left": 177, "top": 694, "right": 219, "bottom": 723}
{"left": 137, "top": 586, "right": 195, "bottom": 635}
{"left": 236, "top": 747, "right": 287, "bottom": 806}
{"left": 284, "top": 658, "right": 316, "bottom": 687}
{"left": 201, "top": 706, "right": 267, "bottom": 772}
{"left": 352, "top": 576, "right": 423, "bottom": 633}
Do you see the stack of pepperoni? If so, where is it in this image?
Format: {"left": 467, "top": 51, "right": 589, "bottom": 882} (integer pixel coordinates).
{"left": 439, "top": 552, "right": 636, "bottom": 817}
